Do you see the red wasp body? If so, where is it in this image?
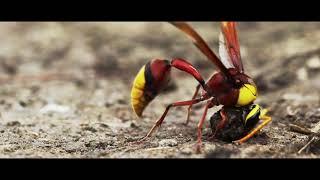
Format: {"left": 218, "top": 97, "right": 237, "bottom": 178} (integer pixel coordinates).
{"left": 131, "top": 22, "right": 271, "bottom": 152}
{"left": 205, "top": 68, "right": 254, "bottom": 106}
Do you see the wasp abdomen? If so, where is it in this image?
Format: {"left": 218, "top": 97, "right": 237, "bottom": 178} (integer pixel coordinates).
{"left": 131, "top": 65, "right": 149, "bottom": 117}
{"left": 131, "top": 59, "right": 171, "bottom": 117}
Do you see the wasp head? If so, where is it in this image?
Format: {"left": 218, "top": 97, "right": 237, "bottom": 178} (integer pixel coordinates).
{"left": 230, "top": 70, "right": 258, "bottom": 107}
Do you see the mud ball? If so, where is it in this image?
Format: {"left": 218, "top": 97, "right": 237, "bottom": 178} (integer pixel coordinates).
{"left": 209, "top": 104, "right": 260, "bottom": 142}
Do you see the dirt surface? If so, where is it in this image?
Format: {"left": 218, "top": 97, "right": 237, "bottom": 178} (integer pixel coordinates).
{"left": 0, "top": 22, "right": 320, "bottom": 158}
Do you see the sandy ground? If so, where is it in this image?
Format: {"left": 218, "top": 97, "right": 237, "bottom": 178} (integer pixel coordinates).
{"left": 0, "top": 22, "right": 320, "bottom": 158}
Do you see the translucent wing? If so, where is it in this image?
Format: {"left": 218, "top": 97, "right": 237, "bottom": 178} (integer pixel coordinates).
{"left": 219, "top": 32, "right": 234, "bottom": 69}
{"left": 169, "top": 22, "right": 229, "bottom": 75}
{"left": 221, "top": 22, "right": 243, "bottom": 72}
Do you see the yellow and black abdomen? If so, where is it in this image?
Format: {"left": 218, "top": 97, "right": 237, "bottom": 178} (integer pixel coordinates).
{"left": 131, "top": 59, "right": 171, "bottom": 117}
{"left": 131, "top": 64, "right": 154, "bottom": 117}
{"left": 209, "top": 104, "right": 262, "bottom": 142}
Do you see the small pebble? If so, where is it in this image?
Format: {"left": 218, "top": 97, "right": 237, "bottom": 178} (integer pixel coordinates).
{"left": 296, "top": 68, "right": 308, "bottom": 81}
{"left": 158, "top": 139, "right": 178, "bottom": 147}
{"left": 39, "top": 103, "right": 70, "bottom": 114}
{"left": 6, "top": 121, "right": 21, "bottom": 127}
{"left": 307, "top": 56, "right": 320, "bottom": 69}
{"left": 28, "top": 131, "right": 39, "bottom": 138}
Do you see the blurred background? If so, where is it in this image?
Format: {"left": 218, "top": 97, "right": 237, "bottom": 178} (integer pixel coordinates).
{"left": 0, "top": 22, "right": 320, "bottom": 158}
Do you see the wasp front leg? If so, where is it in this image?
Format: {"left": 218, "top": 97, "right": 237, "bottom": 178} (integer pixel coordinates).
{"left": 209, "top": 107, "right": 229, "bottom": 139}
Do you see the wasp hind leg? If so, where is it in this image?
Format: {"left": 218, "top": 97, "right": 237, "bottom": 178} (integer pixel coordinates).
{"left": 233, "top": 115, "right": 272, "bottom": 145}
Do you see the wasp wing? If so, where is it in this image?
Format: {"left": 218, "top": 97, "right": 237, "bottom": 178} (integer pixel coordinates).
{"left": 219, "top": 32, "right": 234, "bottom": 69}
{"left": 169, "top": 22, "right": 229, "bottom": 75}
{"left": 220, "top": 22, "right": 243, "bottom": 72}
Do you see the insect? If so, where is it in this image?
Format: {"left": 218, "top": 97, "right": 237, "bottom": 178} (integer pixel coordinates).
{"left": 210, "top": 103, "right": 270, "bottom": 142}
{"left": 130, "top": 22, "right": 271, "bottom": 152}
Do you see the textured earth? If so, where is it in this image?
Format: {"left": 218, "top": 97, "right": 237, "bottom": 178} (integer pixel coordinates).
{"left": 0, "top": 22, "right": 320, "bottom": 158}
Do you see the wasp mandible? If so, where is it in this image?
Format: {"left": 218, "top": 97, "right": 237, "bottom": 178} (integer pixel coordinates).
{"left": 131, "top": 22, "right": 272, "bottom": 151}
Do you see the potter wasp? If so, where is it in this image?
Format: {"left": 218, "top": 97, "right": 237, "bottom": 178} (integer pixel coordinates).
{"left": 131, "top": 22, "right": 271, "bottom": 151}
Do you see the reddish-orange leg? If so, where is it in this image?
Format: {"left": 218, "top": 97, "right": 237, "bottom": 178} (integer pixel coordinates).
{"left": 186, "top": 84, "right": 201, "bottom": 125}
{"left": 196, "top": 100, "right": 214, "bottom": 153}
{"left": 139, "top": 95, "right": 209, "bottom": 142}
{"left": 233, "top": 115, "right": 272, "bottom": 145}
{"left": 208, "top": 108, "right": 228, "bottom": 140}
{"left": 214, "top": 108, "right": 228, "bottom": 136}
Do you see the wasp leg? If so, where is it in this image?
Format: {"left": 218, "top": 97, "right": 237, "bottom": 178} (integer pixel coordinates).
{"left": 171, "top": 58, "right": 206, "bottom": 88}
{"left": 186, "top": 84, "right": 201, "bottom": 125}
{"left": 139, "top": 95, "right": 209, "bottom": 143}
{"left": 196, "top": 100, "right": 214, "bottom": 153}
{"left": 233, "top": 115, "right": 272, "bottom": 145}
{"left": 209, "top": 108, "right": 229, "bottom": 140}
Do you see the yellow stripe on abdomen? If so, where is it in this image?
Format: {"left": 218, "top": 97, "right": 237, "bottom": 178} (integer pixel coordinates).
{"left": 131, "top": 65, "right": 149, "bottom": 117}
